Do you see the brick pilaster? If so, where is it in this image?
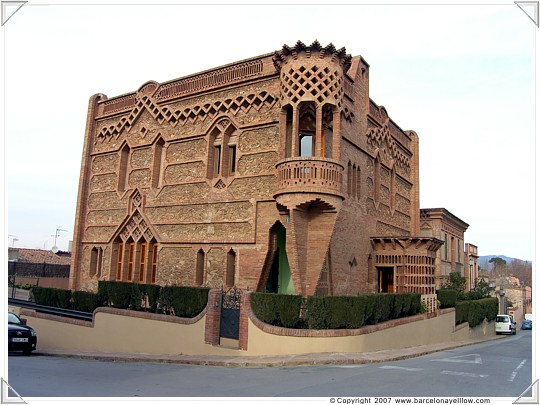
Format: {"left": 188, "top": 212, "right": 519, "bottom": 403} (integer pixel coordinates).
{"left": 204, "top": 289, "right": 222, "bottom": 345}
{"left": 238, "top": 291, "right": 250, "bottom": 350}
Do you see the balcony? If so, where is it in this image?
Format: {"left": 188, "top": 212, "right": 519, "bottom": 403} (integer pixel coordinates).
{"left": 274, "top": 157, "right": 345, "bottom": 203}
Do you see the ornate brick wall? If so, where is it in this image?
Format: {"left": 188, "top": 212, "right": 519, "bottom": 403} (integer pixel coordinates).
{"left": 70, "top": 41, "right": 431, "bottom": 302}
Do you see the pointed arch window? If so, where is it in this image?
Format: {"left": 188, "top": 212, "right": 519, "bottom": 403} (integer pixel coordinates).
{"left": 152, "top": 137, "right": 165, "bottom": 189}
{"left": 196, "top": 249, "right": 205, "bottom": 286}
{"left": 374, "top": 154, "right": 381, "bottom": 203}
{"left": 118, "top": 144, "right": 130, "bottom": 193}
{"left": 226, "top": 249, "right": 236, "bottom": 288}
{"left": 207, "top": 121, "right": 237, "bottom": 179}
{"left": 390, "top": 165, "right": 396, "bottom": 212}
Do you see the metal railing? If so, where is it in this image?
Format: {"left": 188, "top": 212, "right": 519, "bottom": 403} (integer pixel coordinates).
{"left": 8, "top": 298, "right": 93, "bottom": 321}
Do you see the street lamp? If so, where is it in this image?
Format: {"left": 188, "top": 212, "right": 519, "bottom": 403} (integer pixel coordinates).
{"left": 499, "top": 286, "right": 506, "bottom": 314}
{"left": 469, "top": 259, "right": 473, "bottom": 291}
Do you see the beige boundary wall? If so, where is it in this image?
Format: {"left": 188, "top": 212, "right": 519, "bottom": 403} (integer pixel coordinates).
{"left": 10, "top": 296, "right": 495, "bottom": 357}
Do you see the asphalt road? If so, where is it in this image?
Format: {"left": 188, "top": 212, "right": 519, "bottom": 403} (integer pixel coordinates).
{"left": 6, "top": 331, "right": 533, "bottom": 398}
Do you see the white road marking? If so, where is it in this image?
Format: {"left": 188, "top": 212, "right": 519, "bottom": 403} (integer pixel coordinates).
{"left": 508, "top": 359, "right": 527, "bottom": 382}
{"left": 432, "top": 354, "right": 483, "bottom": 364}
{"left": 441, "top": 371, "right": 488, "bottom": 378}
{"left": 380, "top": 365, "right": 423, "bottom": 371}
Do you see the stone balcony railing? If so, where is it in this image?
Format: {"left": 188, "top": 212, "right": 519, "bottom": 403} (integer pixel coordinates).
{"left": 274, "top": 157, "right": 345, "bottom": 199}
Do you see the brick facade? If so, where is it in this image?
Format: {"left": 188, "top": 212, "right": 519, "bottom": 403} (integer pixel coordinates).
{"left": 70, "top": 40, "right": 442, "bottom": 304}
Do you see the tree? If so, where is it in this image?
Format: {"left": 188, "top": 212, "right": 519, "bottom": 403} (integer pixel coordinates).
{"left": 464, "top": 278, "right": 494, "bottom": 300}
{"left": 489, "top": 257, "right": 507, "bottom": 277}
{"left": 442, "top": 272, "right": 467, "bottom": 298}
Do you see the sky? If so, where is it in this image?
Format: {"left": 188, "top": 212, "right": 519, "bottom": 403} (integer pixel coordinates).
{"left": 1, "top": 0, "right": 537, "bottom": 264}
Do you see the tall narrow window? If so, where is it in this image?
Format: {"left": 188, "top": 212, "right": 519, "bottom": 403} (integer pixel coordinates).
{"left": 152, "top": 138, "right": 165, "bottom": 189}
{"left": 214, "top": 145, "right": 222, "bottom": 175}
{"left": 374, "top": 154, "right": 381, "bottom": 203}
{"left": 150, "top": 243, "right": 158, "bottom": 284}
{"left": 196, "top": 249, "right": 205, "bottom": 286}
{"left": 118, "top": 144, "right": 130, "bottom": 192}
{"left": 228, "top": 145, "right": 236, "bottom": 174}
{"left": 90, "top": 248, "right": 98, "bottom": 278}
{"left": 116, "top": 242, "right": 124, "bottom": 281}
{"left": 226, "top": 249, "right": 236, "bottom": 287}
{"left": 127, "top": 242, "right": 135, "bottom": 281}
{"left": 390, "top": 166, "right": 396, "bottom": 211}
{"left": 347, "top": 162, "right": 352, "bottom": 196}
{"left": 356, "top": 167, "right": 361, "bottom": 200}
{"left": 139, "top": 242, "right": 147, "bottom": 283}
{"left": 444, "top": 234, "right": 448, "bottom": 260}
{"left": 96, "top": 248, "right": 103, "bottom": 279}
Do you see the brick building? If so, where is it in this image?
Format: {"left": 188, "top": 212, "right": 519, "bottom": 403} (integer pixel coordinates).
{"left": 70, "top": 41, "right": 444, "bottom": 309}
{"left": 419, "top": 208, "right": 469, "bottom": 290}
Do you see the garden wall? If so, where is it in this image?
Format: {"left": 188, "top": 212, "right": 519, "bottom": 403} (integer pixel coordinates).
{"left": 10, "top": 290, "right": 495, "bottom": 357}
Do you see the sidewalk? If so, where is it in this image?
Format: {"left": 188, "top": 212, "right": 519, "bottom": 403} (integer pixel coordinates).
{"left": 36, "top": 337, "right": 502, "bottom": 367}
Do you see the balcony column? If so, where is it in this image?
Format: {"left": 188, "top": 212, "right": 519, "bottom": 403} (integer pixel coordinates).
{"left": 332, "top": 108, "right": 341, "bottom": 161}
{"left": 291, "top": 106, "right": 300, "bottom": 157}
{"left": 278, "top": 108, "right": 288, "bottom": 159}
{"left": 315, "top": 106, "right": 324, "bottom": 157}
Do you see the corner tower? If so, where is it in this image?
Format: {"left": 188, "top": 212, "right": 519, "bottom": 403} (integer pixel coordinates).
{"left": 272, "top": 41, "right": 351, "bottom": 296}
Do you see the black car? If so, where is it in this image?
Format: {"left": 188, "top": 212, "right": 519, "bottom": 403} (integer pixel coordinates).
{"left": 8, "top": 312, "right": 37, "bottom": 355}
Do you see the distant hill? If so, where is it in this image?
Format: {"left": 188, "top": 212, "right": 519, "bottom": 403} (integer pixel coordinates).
{"left": 478, "top": 255, "right": 530, "bottom": 271}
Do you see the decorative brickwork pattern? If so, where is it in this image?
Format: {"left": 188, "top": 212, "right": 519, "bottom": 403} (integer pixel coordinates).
{"left": 95, "top": 91, "right": 277, "bottom": 144}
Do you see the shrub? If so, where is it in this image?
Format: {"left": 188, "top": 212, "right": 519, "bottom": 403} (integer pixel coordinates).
{"left": 158, "top": 286, "right": 210, "bottom": 318}
{"left": 31, "top": 287, "right": 72, "bottom": 309}
{"left": 98, "top": 281, "right": 141, "bottom": 309}
{"left": 250, "top": 292, "right": 304, "bottom": 328}
{"left": 304, "top": 293, "right": 421, "bottom": 330}
{"left": 455, "top": 297, "right": 498, "bottom": 327}
{"left": 72, "top": 290, "right": 101, "bottom": 312}
{"left": 437, "top": 289, "right": 459, "bottom": 308}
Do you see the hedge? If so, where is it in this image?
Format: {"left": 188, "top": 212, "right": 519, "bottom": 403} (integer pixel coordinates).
{"left": 250, "top": 292, "right": 422, "bottom": 330}
{"left": 437, "top": 289, "right": 459, "bottom": 308}
{"left": 158, "top": 286, "right": 210, "bottom": 318}
{"left": 31, "top": 282, "right": 210, "bottom": 318}
{"left": 250, "top": 292, "right": 304, "bottom": 328}
{"left": 31, "top": 286, "right": 72, "bottom": 309}
{"left": 455, "top": 297, "right": 498, "bottom": 327}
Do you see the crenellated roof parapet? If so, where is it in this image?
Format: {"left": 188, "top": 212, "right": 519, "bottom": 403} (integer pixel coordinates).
{"left": 272, "top": 40, "right": 352, "bottom": 73}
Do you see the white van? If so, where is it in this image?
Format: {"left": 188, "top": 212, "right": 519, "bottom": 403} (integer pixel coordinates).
{"left": 496, "top": 314, "right": 516, "bottom": 335}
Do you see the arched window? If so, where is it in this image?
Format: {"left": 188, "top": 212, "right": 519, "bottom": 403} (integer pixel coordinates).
{"left": 226, "top": 249, "right": 236, "bottom": 287}
{"left": 152, "top": 137, "right": 165, "bottom": 189}
{"left": 207, "top": 121, "right": 237, "bottom": 179}
{"left": 298, "top": 103, "right": 316, "bottom": 157}
{"left": 90, "top": 247, "right": 103, "bottom": 278}
{"left": 196, "top": 249, "right": 205, "bottom": 286}
{"left": 118, "top": 144, "right": 130, "bottom": 192}
{"left": 374, "top": 153, "right": 381, "bottom": 203}
{"left": 390, "top": 165, "right": 396, "bottom": 212}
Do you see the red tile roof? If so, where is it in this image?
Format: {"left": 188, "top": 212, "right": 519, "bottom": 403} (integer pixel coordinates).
{"left": 12, "top": 248, "right": 72, "bottom": 265}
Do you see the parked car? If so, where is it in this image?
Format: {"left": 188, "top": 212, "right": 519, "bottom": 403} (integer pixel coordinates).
{"left": 8, "top": 312, "right": 37, "bottom": 355}
{"left": 521, "top": 319, "right": 532, "bottom": 330}
{"left": 496, "top": 314, "right": 516, "bottom": 335}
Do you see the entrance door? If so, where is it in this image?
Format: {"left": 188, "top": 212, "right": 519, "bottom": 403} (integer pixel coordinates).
{"left": 377, "top": 267, "right": 394, "bottom": 293}
{"left": 220, "top": 286, "right": 241, "bottom": 340}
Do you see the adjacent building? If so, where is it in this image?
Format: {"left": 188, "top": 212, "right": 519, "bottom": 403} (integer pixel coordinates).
{"left": 70, "top": 40, "right": 453, "bottom": 310}
{"left": 419, "top": 208, "right": 469, "bottom": 290}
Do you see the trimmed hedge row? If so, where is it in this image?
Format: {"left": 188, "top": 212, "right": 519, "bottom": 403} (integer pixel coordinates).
{"left": 455, "top": 297, "right": 498, "bottom": 327}
{"left": 250, "top": 293, "right": 304, "bottom": 328}
{"left": 250, "top": 292, "right": 422, "bottom": 329}
{"left": 31, "top": 282, "right": 210, "bottom": 318}
{"left": 437, "top": 289, "right": 459, "bottom": 309}
{"left": 31, "top": 287, "right": 72, "bottom": 309}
